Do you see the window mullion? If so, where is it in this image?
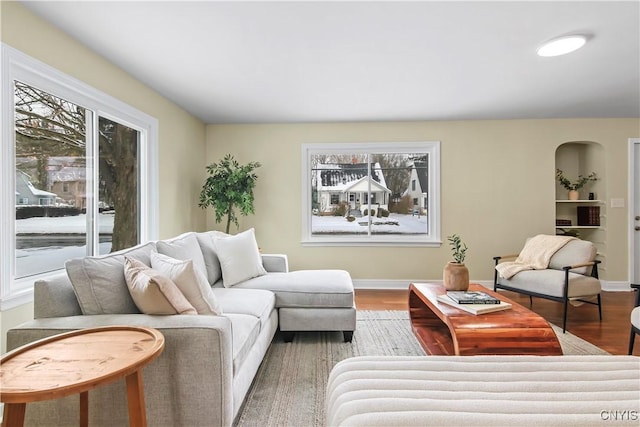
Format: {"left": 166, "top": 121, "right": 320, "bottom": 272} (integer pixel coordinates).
{"left": 86, "top": 111, "right": 98, "bottom": 255}
{"left": 367, "top": 153, "right": 372, "bottom": 236}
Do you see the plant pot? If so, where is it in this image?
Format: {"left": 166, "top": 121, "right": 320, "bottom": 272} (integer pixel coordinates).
{"left": 443, "top": 262, "right": 469, "bottom": 291}
{"left": 568, "top": 190, "right": 579, "bottom": 200}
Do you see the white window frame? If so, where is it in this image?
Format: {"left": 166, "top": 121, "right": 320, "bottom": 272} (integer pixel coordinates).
{"left": 1, "top": 44, "right": 159, "bottom": 310}
{"left": 301, "top": 141, "right": 441, "bottom": 247}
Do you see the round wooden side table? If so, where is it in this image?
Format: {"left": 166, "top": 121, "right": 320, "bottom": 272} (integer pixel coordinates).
{"left": 1, "top": 325, "right": 165, "bottom": 427}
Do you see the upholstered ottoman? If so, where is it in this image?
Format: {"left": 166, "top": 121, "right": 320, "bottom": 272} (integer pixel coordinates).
{"left": 326, "top": 355, "right": 640, "bottom": 426}
{"left": 232, "top": 269, "right": 356, "bottom": 342}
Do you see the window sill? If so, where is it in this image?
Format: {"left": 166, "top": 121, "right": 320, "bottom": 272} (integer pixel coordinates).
{"left": 301, "top": 238, "right": 442, "bottom": 248}
{"left": 0, "top": 287, "right": 34, "bottom": 311}
{"left": 0, "top": 269, "right": 65, "bottom": 311}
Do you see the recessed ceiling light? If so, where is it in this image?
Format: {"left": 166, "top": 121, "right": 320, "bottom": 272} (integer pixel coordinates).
{"left": 537, "top": 35, "right": 588, "bottom": 57}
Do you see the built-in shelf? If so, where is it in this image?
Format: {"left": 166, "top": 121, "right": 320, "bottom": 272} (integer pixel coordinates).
{"left": 555, "top": 226, "right": 602, "bottom": 229}
{"left": 555, "top": 141, "right": 606, "bottom": 272}
{"left": 555, "top": 199, "right": 602, "bottom": 203}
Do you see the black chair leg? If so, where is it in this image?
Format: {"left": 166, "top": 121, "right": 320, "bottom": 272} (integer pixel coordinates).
{"left": 597, "top": 294, "right": 602, "bottom": 321}
{"left": 529, "top": 295, "right": 533, "bottom": 307}
{"left": 629, "top": 329, "right": 637, "bottom": 355}
{"left": 562, "top": 298, "right": 569, "bottom": 333}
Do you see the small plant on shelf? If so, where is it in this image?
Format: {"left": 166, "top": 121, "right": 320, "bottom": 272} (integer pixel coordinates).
{"left": 555, "top": 169, "right": 597, "bottom": 191}
{"left": 447, "top": 234, "right": 467, "bottom": 263}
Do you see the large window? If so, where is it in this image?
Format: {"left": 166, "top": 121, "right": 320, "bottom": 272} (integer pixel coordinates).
{"left": 302, "top": 142, "right": 440, "bottom": 246}
{"left": 1, "top": 45, "right": 158, "bottom": 308}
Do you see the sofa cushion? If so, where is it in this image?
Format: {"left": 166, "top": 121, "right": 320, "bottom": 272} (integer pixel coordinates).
{"left": 196, "top": 230, "right": 230, "bottom": 285}
{"left": 65, "top": 241, "right": 156, "bottom": 314}
{"left": 234, "top": 270, "right": 354, "bottom": 308}
{"left": 212, "top": 288, "right": 275, "bottom": 329}
{"left": 124, "top": 257, "right": 197, "bottom": 315}
{"left": 225, "top": 313, "right": 261, "bottom": 374}
{"left": 150, "top": 252, "right": 223, "bottom": 315}
{"left": 156, "top": 232, "right": 208, "bottom": 277}
{"left": 498, "top": 268, "right": 601, "bottom": 298}
{"left": 548, "top": 239, "right": 596, "bottom": 275}
{"left": 214, "top": 228, "right": 267, "bottom": 287}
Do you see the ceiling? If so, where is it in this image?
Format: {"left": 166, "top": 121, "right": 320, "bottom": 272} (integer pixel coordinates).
{"left": 22, "top": 1, "right": 640, "bottom": 124}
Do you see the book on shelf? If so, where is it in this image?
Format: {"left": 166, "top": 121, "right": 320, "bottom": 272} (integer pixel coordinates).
{"left": 446, "top": 291, "right": 501, "bottom": 304}
{"left": 437, "top": 294, "right": 512, "bottom": 315}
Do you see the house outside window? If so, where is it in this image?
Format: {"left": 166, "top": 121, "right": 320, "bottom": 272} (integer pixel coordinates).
{"left": 1, "top": 45, "right": 158, "bottom": 309}
{"left": 302, "top": 142, "right": 441, "bottom": 246}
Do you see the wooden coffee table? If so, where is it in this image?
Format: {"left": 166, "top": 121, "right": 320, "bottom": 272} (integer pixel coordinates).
{"left": 0, "top": 326, "right": 165, "bottom": 427}
{"left": 409, "top": 283, "right": 562, "bottom": 356}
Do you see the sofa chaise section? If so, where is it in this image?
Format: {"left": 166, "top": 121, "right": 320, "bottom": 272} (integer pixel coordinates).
{"left": 232, "top": 269, "right": 356, "bottom": 342}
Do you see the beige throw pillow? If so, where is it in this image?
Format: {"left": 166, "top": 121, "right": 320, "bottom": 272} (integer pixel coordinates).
{"left": 123, "top": 257, "right": 197, "bottom": 315}
{"left": 150, "top": 252, "right": 223, "bottom": 315}
{"left": 213, "top": 228, "right": 267, "bottom": 287}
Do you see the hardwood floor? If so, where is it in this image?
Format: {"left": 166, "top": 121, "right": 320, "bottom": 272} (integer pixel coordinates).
{"left": 355, "top": 288, "right": 639, "bottom": 356}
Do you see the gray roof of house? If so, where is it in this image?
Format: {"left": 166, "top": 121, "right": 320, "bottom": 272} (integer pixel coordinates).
{"left": 414, "top": 161, "right": 428, "bottom": 193}
{"left": 319, "top": 163, "right": 382, "bottom": 188}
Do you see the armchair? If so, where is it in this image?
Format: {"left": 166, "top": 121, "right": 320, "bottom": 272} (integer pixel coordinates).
{"left": 629, "top": 283, "right": 640, "bottom": 355}
{"left": 493, "top": 238, "right": 602, "bottom": 333}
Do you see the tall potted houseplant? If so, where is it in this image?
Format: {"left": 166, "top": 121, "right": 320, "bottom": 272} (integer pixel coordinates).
{"left": 555, "top": 169, "right": 597, "bottom": 200}
{"left": 199, "top": 154, "right": 261, "bottom": 233}
{"left": 443, "top": 234, "right": 469, "bottom": 291}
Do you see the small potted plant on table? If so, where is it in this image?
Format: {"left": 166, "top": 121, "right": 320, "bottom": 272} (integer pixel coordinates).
{"left": 443, "top": 234, "right": 469, "bottom": 291}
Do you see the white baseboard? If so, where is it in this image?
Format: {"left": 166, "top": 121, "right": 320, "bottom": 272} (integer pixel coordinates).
{"left": 352, "top": 279, "right": 633, "bottom": 293}
{"left": 602, "top": 281, "right": 635, "bottom": 292}
{"left": 352, "top": 279, "right": 493, "bottom": 290}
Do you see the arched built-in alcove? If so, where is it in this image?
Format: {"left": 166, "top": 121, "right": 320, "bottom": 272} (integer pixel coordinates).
{"left": 555, "top": 141, "right": 606, "bottom": 268}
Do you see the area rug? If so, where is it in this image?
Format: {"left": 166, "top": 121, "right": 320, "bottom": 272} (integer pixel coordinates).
{"left": 233, "top": 310, "right": 608, "bottom": 427}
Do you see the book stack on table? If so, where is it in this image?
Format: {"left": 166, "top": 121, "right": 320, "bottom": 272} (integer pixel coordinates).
{"left": 437, "top": 291, "right": 512, "bottom": 315}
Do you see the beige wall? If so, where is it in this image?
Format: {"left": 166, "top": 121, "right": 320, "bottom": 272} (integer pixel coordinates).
{"left": 206, "top": 119, "right": 639, "bottom": 283}
{"left": 1, "top": 2, "right": 207, "bottom": 351}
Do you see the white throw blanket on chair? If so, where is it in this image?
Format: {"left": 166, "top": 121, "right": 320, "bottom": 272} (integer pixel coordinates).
{"left": 496, "top": 234, "right": 576, "bottom": 279}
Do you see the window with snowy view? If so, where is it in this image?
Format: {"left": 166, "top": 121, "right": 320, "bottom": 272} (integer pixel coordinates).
{"left": 302, "top": 142, "right": 440, "bottom": 246}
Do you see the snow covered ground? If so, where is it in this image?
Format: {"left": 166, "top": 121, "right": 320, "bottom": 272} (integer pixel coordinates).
{"left": 16, "top": 213, "right": 114, "bottom": 234}
{"left": 312, "top": 213, "right": 427, "bottom": 234}
{"left": 15, "top": 213, "right": 114, "bottom": 277}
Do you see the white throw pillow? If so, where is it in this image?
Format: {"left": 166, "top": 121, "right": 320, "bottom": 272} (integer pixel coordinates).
{"left": 123, "top": 257, "right": 197, "bottom": 315}
{"left": 156, "top": 232, "right": 208, "bottom": 278}
{"left": 213, "top": 228, "right": 267, "bottom": 287}
{"left": 150, "top": 252, "right": 223, "bottom": 315}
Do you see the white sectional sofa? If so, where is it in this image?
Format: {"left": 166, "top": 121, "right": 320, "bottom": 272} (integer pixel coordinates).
{"left": 5, "top": 229, "right": 355, "bottom": 426}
